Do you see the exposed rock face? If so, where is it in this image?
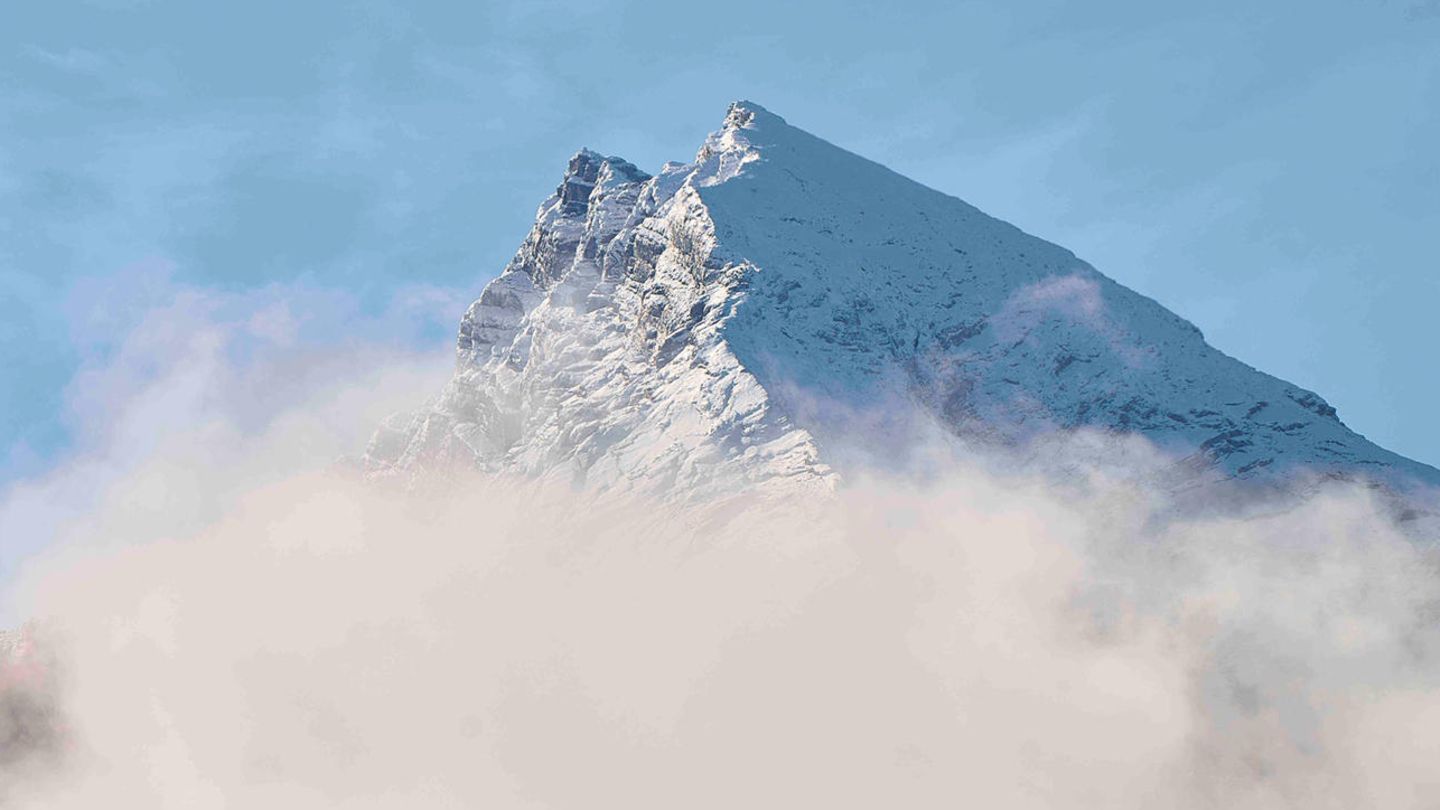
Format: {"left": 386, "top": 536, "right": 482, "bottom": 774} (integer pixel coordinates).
{"left": 365, "top": 128, "right": 830, "bottom": 499}
{"left": 0, "top": 628, "right": 62, "bottom": 785}
{"left": 365, "top": 102, "right": 1440, "bottom": 502}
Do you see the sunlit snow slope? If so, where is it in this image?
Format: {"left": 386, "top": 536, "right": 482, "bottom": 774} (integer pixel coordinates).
{"left": 366, "top": 102, "right": 1440, "bottom": 500}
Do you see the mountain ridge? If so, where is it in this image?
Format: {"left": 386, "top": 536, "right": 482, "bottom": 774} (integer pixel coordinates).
{"left": 365, "top": 101, "right": 1440, "bottom": 502}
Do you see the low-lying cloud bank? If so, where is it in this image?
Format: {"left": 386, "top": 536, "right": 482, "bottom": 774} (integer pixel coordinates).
{"left": 3, "top": 288, "right": 1440, "bottom": 808}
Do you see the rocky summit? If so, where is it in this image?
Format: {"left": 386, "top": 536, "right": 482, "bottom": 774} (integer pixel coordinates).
{"left": 364, "top": 102, "right": 1440, "bottom": 503}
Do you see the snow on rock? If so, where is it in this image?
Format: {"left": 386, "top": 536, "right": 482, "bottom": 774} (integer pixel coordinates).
{"left": 366, "top": 101, "right": 1440, "bottom": 504}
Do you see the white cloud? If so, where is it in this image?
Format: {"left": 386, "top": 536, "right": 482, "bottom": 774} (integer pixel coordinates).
{"left": 994, "top": 273, "right": 1153, "bottom": 368}
{"left": 0, "top": 275, "right": 456, "bottom": 590}
{"left": 2, "top": 278, "right": 1439, "bottom": 808}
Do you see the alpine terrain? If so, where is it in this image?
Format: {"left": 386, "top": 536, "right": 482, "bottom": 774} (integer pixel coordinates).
{"left": 364, "top": 102, "right": 1440, "bottom": 505}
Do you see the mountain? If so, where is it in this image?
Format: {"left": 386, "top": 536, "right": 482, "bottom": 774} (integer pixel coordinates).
{"left": 364, "top": 101, "right": 1440, "bottom": 503}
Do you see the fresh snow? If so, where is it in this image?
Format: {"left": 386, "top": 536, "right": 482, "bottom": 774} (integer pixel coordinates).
{"left": 365, "top": 101, "right": 1440, "bottom": 503}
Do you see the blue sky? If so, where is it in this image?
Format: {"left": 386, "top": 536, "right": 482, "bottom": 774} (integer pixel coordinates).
{"left": 4, "top": 0, "right": 1439, "bottom": 481}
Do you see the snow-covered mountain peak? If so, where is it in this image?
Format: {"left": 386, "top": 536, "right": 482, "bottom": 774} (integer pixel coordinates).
{"left": 367, "top": 102, "right": 1440, "bottom": 506}
{"left": 559, "top": 149, "right": 650, "bottom": 213}
{"left": 710, "top": 99, "right": 776, "bottom": 142}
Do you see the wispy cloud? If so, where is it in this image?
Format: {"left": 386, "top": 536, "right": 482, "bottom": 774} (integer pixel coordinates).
{"left": 1, "top": 279, "right": 1438, "bottom": 807}
{"left": 19, "top": 45, "right": 108, "bottom": 75}
{"left": 993, "top": 273, "right": 1154, "bottom": 369}
{"left": 0, "top": 273, "right": 458, "bottom": 585}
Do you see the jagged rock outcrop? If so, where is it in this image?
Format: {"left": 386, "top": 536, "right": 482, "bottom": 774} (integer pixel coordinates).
{"left": 366, "top": 102, "right": 1440, "bottom": 503}
{"left": 0, "top": 628, "right": 62, "bottom": 785}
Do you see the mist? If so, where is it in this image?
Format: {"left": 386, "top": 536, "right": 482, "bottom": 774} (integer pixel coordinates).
{"left": 2, "top": 288, "right": 1440, "bottom": 808}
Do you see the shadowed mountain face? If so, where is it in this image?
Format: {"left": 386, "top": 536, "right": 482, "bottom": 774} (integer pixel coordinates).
{"left": 365, "top": 102, "right": 1440, "bottom": 501}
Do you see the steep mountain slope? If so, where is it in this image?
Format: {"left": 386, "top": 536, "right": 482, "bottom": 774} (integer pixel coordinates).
{"left": 365, "top": 102, "right": 1440, "bottom": 501}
